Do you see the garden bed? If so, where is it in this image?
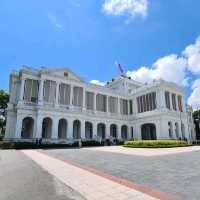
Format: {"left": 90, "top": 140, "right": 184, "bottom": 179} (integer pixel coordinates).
{"left": 124, "top": 140, "right": 190, "bottom": 148}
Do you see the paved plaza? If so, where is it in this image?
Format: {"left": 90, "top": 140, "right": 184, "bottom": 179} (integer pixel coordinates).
{"left": 1, "top": 146, "right": 200, "bottom": 200}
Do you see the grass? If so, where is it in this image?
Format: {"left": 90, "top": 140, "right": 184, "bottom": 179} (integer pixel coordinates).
{"left": 123, "top": 140, "right": 190, "bottom": 148}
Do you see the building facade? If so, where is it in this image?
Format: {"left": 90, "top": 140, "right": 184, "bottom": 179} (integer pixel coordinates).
{"left": 5, "top": 66, "right": 195, "bottom": 143}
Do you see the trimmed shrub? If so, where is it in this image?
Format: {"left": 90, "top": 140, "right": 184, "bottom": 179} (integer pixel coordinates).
{"left": 0, "top": 133, "right": 4, "bottom": 141}
{"left": 0, "top": 141, "right": 79, "bottom": 150}
{"left": 124, "top": 140, "right": 190, "bottom": 148}
{"left": 82, "top": 140, "right": 104, "bottom": 147}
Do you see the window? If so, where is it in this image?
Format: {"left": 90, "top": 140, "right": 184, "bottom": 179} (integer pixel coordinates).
{"left": 96, "top": 94, "right": 107, "bottom": 112}
{"left": 43, "top": 80, "right": 56, "bottom": 103}
{"left": 129, "top": 100, "right": 133, "bottom": 114}
{"left": 178, "top": 95, "right": 183, "bottom": 112}
{"left": 120, "top": 99, "right": 128, "bottom": 115}
{"left": 137, "top": 92, "right": 157, "bottom": 113}
{"left": 172, "top": 94, "right": 177, "bottom": 110}
{"left": 59, "top": 83, "right": 70, "bottom": 105}
{"left": 73, "top": 87, "right": 83, "bottom": 107}
{"left": 165, "top": 91, "right": 170, "bottom": 109}
{"left": 23, "top": 79, "right": 39, "bottom": 103}
{"left": 109, "top": 96, "right": 118, "bottom": 113}
{"left": 86, "top": 91, "right": 94, "bottom": 110}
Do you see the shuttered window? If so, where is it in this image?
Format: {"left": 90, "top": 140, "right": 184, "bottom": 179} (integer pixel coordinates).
{"left": 23, "top": 79, "right": 39, "bottom": 103}
{"left": 43, "top": 80, "right": 56, "bottom": 103}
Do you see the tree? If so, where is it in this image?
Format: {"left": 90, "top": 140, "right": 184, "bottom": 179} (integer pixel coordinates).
{"left": 0, "top": 90, "right": 9, "bottom": 135}
{"left": 193, "top": 110, "right": 200, "bottom": 140}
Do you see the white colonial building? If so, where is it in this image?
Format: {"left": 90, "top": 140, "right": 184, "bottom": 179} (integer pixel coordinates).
{"left": 5, "top": 66, "right": 195, "bottom": 143}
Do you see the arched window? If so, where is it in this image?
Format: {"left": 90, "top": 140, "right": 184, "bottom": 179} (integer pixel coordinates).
{"left": 110, "top": 124, "right": 117, "bottom": 138}
{"left": 141, "top": 123, "right": 157, "bottom": 140}
{"left": 58, "top": 119, "right": 67, "bottom": 139}
{"left": 97, "top": 123, "right": 106, "bottom": 139}
{"left": 85, "top": 122, "right": 93, "bottom": 139}
{"left": 42, "top": 117, "right": 52, "bottom": 139}
{"left": 73, "top": 120, "right": 81, "bottom": 139}
{"left": 121, "top": 125, "right": 128, "bottom": 140}
{"left": 21, "top": 117, "right": 34, "bottom": 139}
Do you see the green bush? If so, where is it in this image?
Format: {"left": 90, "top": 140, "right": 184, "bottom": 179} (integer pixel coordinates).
{"left": 0, "top": 133, "right": 4, "bottom": 141}
{"left": 192, "top": 140, "right": 200, "bottom": 145}
{"left": 0, "top": 141, "right": 79, "bottom": 149}
{"left": 82, "top": 140, "right": 104, "bottom": 147}
{"left": 124, "top": 140, "right": 190, "bottom": 148}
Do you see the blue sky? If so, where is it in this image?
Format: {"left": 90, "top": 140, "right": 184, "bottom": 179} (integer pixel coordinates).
{"left": 0, "top": 0, "right": 200, "bottom": 108}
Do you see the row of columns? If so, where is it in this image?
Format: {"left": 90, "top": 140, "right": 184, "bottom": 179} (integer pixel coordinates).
{"left": 19, "top": 77, "right": 133, "bottom": 115}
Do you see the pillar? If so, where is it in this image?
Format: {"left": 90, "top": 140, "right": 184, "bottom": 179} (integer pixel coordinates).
{"left": 52, "top": 118, "right": 58, "bottom": 140}
{"left": 94, "top": 93, "right": 97, "bottom": 111}
{"left": 81, "top": 120, "right": 85, "bottom": 139}
{"left": 15, "top": 114, "right": 23, "bottom": 139}
{"left": 67, "top": 119, "right": 73, "bottom": 139}
{"left": 38, "top": 79, "right": 44, "bottom": 105}
{"left": 82, "top": 88, "right": 86, "bottom": 110}
{"left": 118, "top": 97, "right": 121, "bottom": 115}
{"left": 93, "top": 122, "right": 97, "bottom": 139}
{"left": 35, "top": 115, "right": 43, "bottom": 138}
{"left": 55, "top": 81, "right": 60, "bottom": 107}
{"left": 106, "top": 123, "right": 110, "bottom": 139}
{"left": 70, "top": 85, "right": 74, "bottom": 106}
{"left": 19, "top": 78, "right": 25, "bottom": 102}
{"left": 118, "top": 125, "right": 122, "bottom": 140}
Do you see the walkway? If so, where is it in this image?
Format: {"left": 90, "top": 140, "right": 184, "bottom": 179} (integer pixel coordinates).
{"left": 22, "top": 150, "right": 178, "bottom": 200}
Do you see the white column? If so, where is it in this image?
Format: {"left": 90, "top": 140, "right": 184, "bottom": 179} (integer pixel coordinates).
{"left": 106, "top": 96, "right": 109, "bottom": 113}
{"left": 70, "top": 85, "right": 74, "bottom": 106}
{"left": 35, "top": 115, "right": 43, "bottom": 138}
{"left": 133, "top": 97, "right": 137, "bottom": 114}
{"left": 15, "top": 114, "right": 23, "bottom": 139}
{"left": 127, "top": 100, "right": 130, "bottom": 115}
{"left": 19, "top": 78, "right": 25, "bottom": 102}
{"left": 67, "top": 119, "right": 73, "bottom": 139}
{"left": 94, "top": 93, "right": 97, "bottom": 111}
{"left": 81, "top": 120, "right": 85, "bottom": 139}
{"left": 93, "top": 122, "right": 97, "bottom": 139}
{"left": 106, "top": 123, "right": 110, "bottom": 139}
{"left": 82, "top": 88, "right": 86, "bottom": 110}
{"left": 55, "top": 82, "right": 60, "bottom": 107}
{"left": 118, "top": 97, "right": 121, "bottom": 115}
{"left": 52, "top": 118, "right": 58, "bottom": 140}
{"left": 117, "top": 125, "right": 121, "bottom": 140}
{"left": 38, "top": 79, "right": 44, "bottom": 105}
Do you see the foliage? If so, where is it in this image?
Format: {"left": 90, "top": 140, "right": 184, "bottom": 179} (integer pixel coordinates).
{"left": 0, "top": 133, "right": 4, "bottom": 141}
{"left": 193, "top": 110, "right": 200, "bottom": 140}
{"left": 0, "top": 141, "right": 79, "bottom": 149}
{"left": 124, "top": 140, "right": 190, "bottom": 148}
{"left": 82, "top": 140, "right": 104, "bottom": 147}
{"left": 0, "top": 90, "right": 9, "bottom": 135}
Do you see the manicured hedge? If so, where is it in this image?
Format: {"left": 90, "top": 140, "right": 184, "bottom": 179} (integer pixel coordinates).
{"left": 0, "top": 141, "right": 79, "bottom": 149}
{"left": 82, "top": 140, "right": 103, "bottom": 147}
{"left": 0, "top": 134, "right": 4, "bottom": 141}
{"left": 124, "top": 140, "right": 190, "bottom": 148}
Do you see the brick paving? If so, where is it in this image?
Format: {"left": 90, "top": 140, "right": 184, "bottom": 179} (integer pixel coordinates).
{"left": 22, "top": 150, "right": 178, "bottom": 200}
{"left": 46, "top": 147, "right": 200, "bottom": 200}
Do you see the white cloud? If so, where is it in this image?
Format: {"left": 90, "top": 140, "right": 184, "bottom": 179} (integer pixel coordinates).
{"left": 47, "top": 13, "right": 64, "bottom": 31}
{"left": 90, "top": 80, "right": 106, "bottom": 86}
{"left": 188, "top": 79, "right": 200, "bottom": 110}
{"left": 127, "top": 54, "right": 188, "bottom": 86}
{"left": 183, "top": 36, "right": 200, "bottom": 74}
{"left": 102, "top": 0, "right": 149, "bottom": 19}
